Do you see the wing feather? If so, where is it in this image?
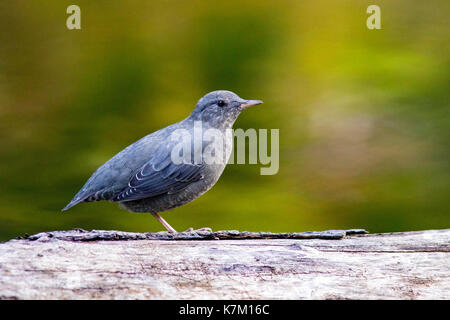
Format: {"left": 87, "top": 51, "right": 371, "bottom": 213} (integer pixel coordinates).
{"left": 113, "top": 145, "right": 204, "bottom": 202}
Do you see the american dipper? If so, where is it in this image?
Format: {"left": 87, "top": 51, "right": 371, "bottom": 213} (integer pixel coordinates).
{"left": 63, "top": 90, "right": 262, "bottom": 233}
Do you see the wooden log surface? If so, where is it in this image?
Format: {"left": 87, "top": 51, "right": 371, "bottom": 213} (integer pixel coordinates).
{"left": 0, "top": 228, "right": 449, "bottom": 300}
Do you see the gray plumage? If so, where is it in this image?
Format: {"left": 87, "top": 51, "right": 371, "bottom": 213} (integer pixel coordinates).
{"left": 63, "top": 90, "right": 262, "bottom": 217}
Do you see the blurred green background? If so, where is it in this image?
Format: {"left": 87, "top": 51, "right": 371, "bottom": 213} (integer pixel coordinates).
{"left": 0, "top": 0, "right": 449, "bottom": 241}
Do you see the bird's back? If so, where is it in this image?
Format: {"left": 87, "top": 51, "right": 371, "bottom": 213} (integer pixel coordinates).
{"left": 62, "top": 122, "right": 180, "bottom": 210}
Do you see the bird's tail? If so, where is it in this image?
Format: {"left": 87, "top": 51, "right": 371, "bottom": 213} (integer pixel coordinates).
{"left": 61, "top": 195, "right": 86, "bottom": 211}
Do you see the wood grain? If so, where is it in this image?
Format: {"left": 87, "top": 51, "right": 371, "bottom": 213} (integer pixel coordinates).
{"left": 0, "top": 229, "right": 449, "bottom": 299}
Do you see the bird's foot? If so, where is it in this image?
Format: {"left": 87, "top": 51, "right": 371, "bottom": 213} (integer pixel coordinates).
{"left": 183, "top": 227, "right": 213, "bottom": 233}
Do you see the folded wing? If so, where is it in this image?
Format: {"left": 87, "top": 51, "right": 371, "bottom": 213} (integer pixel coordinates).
{"left": 113, "top": 146, "right": 204, "bottom": 202}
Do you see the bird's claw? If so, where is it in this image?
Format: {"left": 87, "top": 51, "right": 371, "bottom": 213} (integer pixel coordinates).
{"left": 183, "top": 227, "right": 213, "bottom": 233}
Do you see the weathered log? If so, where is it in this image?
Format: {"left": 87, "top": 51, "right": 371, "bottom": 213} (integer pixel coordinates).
{"left": 19, "top": 228, "right": 368, "bottom": 241}
{"left": 0, "top": 229, "right": 449, "bottom": 300}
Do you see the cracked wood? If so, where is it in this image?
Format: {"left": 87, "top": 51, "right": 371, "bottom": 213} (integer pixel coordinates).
{"left": 0, "top": 229, "right": 449, "bottom": 299}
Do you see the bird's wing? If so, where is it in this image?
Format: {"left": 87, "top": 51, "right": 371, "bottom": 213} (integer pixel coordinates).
{"left": 112, "top": 144, "right": 205, "bottom": 202}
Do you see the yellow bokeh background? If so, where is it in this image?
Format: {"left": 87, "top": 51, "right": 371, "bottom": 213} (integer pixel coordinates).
{"left": 0, "top": 1, "right": 449, "bottom": 240}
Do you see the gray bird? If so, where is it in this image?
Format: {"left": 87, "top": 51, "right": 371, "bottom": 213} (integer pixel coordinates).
{"left": 63, "top": 90, "right": 262, "bottom": 233}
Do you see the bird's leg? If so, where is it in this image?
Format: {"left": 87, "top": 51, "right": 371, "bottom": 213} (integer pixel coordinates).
{"left": 151, "top": 213, "right": 177, "bottom": 233}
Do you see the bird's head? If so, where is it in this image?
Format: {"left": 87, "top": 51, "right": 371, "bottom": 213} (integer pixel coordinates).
{"left": 189, "top": 90, "right": 263, "bottom": 128}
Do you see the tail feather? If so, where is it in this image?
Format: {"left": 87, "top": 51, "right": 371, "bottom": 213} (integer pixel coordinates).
{"left": 62, "top": 196, "right": 86, "bottom": 211}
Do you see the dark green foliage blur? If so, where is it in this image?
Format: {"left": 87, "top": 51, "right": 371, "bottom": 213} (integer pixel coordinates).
{"left": 0, "top": 0, "right": 449, "bottom": 240}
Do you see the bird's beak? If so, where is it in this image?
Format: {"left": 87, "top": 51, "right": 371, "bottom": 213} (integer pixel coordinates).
{"left": 240, "top": 100, "right": 263, "bottom": 109}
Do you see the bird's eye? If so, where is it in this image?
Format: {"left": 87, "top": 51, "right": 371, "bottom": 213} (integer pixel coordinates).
{"left": 217, "top": 99, "right": 225, "bottom": 107}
